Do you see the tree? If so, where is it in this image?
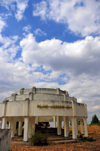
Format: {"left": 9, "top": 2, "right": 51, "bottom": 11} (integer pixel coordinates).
{"left": 91, "top": 114, "right": 99, "bottom": 125}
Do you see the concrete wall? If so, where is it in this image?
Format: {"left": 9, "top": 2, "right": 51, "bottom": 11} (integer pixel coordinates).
{"left": 30, "top": 100, "right": 73, "bottom": 117}
{"left": 18, "top": 88, "right": 65, "bottom": 95}
{"left": 0, "top": 100, "right": 87, "bottom": 118}
{"left": 35, "top": 88, "right": 57, "bottom": 94}
{"left": 15, "top": 93, "right": 65, "bottom": 101}
{"left": 0, "top": 129, "right": 11, "bottom": 151}
{"left": 34, "top": 93, "right": 64, "bottom": 101}
{"left": 4, "top": 88, "right": 69, "bottom": 102}
{"left": 0, "top": 100, "right": 72, "bottom": 117}
{"left": 5, "top": 101, "right": 25, "bottom": 116}
{"left": 72, "top": 101, "right": 87, "bottom": 117}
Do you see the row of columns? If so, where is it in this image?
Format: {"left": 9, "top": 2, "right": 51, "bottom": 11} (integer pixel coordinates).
{"left": 1, "top": 116, "right": 88, "bottom": 141}
{"left": 1, "top": 117, "right": 35, "bottom": 142}
{"left": 53, "top": 116, "right": 88, "bottom": 139}
{"left": 1, "top": 118, "right": 23, "bottom": 138}
{"left": 64, "top": 117, "right": 69, "bottom": 137}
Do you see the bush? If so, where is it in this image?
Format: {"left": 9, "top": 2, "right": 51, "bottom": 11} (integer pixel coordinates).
{"left": 81, "top": 137, "right": 96, "bottom": 142}
{"left": 86, "top": 137, "right": 96, "bottom": 142}
{"left": 30, "top": 131, "right": 48, "bottom": 146}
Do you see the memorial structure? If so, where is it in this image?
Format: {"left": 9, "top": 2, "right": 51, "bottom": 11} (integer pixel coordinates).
{"left": 0, "top": 87, "right": 88, "bottom": 141}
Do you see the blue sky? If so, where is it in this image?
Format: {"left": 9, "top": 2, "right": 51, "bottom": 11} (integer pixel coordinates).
{"left": 0, "top": 0, "right": 100, "bottom": 122}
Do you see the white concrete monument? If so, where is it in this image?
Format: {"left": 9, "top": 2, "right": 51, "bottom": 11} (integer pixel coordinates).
{"left": 0, "top": 87, "right": 88, "bottom": 141}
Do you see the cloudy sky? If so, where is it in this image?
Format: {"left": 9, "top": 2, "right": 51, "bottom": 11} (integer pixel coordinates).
{"left": 0, "top": 0, "right": 100, "bottom": 122}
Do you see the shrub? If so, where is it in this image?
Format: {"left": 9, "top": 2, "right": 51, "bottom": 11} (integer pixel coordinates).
{"left": 30, "top": 131, "right": 48, "bottom": 146}
{"left": 81, "top": 137, "right": 96, "bottom": 142}
{"left": 86, "top": 137, "right": 96, "bottom": 142}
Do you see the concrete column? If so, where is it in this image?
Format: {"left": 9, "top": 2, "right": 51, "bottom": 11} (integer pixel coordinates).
{"left": 80, "top": 120, "right": 84, "bottom": 134}
{"left": 32, "top": 86, "right": 36, "bottom": 94}
{"left": 57, "top": 116, "right": 61, "bottom": 135}
{"left": 56, "top": 88, "right": 60, "bottom": 94}
{"left": 28, "top": 119, "right": 32, "bottom": 138}
{"left": 64, "top": 94, "right": 66, "bottom": 101}
{"left": 8, "top": 121, "right": 11, "bottom": 129}
{"left": 10, "top": 120, "right": 16, "bottom": 138}
{"left": 72, "top": 117, "right": 77, "bottom": 139}
{"left": 35, "top": 116, "right": 38, "bottom": 124}
{"left": 32, "top": 117, "right": 35, "bottom": 136}
{"left": 64, "top": 117, "right": 69, "bottom": 137}
{"left": 20, "top": 88, "right": 24, "bottom": 95}
{"left": 75, "top": 119, "right": 78, "bottom": 136}
{"left": 1, "top": 118, "right": 6, "bottom": 129}
{"left": 18, "top": 121, "right": 22, "bottom": 136}
{"left": 28, "top": 117, "right": 36, "bottom": 138}
{"left": 83, "top": 118, "right": 88, "bottom": 137}
{"left": 24, "top": 117, "right": 29, "bottom": 141}
{"left": 29, "top": 92, "right": 33, "bottom": 101}
{"left": 53, "top": 116, "right": 56, "bottom": 128}
{"left": 11, "top": 93, "right": 17, "bottom": 101}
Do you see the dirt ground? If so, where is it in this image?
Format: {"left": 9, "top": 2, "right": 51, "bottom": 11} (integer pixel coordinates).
{"left": 10, "top": 125, "right": 100, "bottom": 151}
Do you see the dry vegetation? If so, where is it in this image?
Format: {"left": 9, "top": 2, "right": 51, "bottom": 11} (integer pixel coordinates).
{"left": 11, "top": 125, "right": 100, "bottom": 151}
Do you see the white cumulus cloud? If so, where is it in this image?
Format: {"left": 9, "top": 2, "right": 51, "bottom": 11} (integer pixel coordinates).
{"left": 0, "top": 0, "right": 29, "bottom": 21}
{"left": 34, "top": 28, "right": 47, "bottom": 36}
{"left": 0, "top": 17, "right": 6, "bottom": 33}
{"left": 33, "top": 0, "right": 100, "bottom": 36}
{"left": 20, "top": 33, "right": 100, "bottom": 76}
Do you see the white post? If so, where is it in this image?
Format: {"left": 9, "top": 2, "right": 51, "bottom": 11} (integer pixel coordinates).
{"left": 24, "top": 117, "right": 29, "bottom": 141}
{"left": 10, "top": 120, "right": 16, "bottom": 138}
{"left": 8, "top": 121, "right": 11, "bottom": 129}
{"left": 75, "top": 119, "right": 78, "bottom": 136}
{"left": 80, "top": 120, "right": 84, "bottom": 134}
{"left": 72, "top": 117, "right": 77, "bottom": 139}
{"left": 64, "top": 117, "right": 69, "bottom": 137}
{"left": 57, "top": 116, "right": 61, "bottom": 135}
{"left": 18, "top": 121, "right": 22, "bottom": 136}
{"left": 53, "top": 116, "right": 56, "bottom": 128}
{"left": 32, "top": 117, "right": 35, "bottom": 136}
{"left": 28, "top": 119, "right": 32, "bottom": 138}
{"left": 83, "top": 118, "right": 88, "bottom": 137}
{"left": 1, "top": 118, "right": 6, "bottom": 129}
